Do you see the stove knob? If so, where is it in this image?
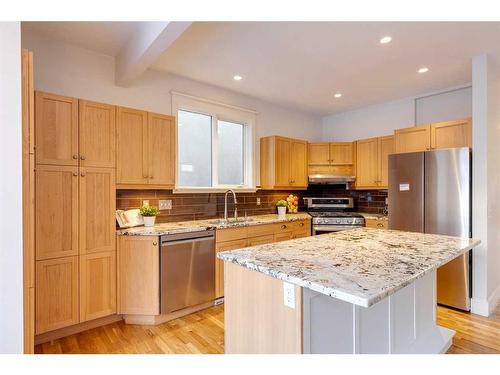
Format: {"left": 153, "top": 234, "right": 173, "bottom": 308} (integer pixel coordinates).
{"left": 335, "top": 219, "right": 341, "bottom": 224}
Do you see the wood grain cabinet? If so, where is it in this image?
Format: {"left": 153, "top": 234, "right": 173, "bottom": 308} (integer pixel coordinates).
{"left": 80, "top": 251, "right": 116, "bottom": 322}
{"left": 394, "top": 118, "right": 471, "bottom": 153}
{"left": 355, "top": 136, "right": 394, "bottom": 189}
{"left": 308, "top": 142, "right": 354, "bottom": 178}
{"left": 260, "top": 136, "right": 308, "bottom": 189}
{"left": 35, "top": 92, "right": 78, "bottom": 166}
{"left": 116, "top": 107, "right": 176, "bottom": 188}
{"left": 35, "top": 256, "right": 79, "bottom": 334}
{"left": 365, "top": 219, "right": 388, "bottom": 229}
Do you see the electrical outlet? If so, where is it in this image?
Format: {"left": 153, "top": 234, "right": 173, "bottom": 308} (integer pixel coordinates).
{"left": 385, "top": 197, "right": 389, "bottom": 205}
{"left": 159, "top": 199, "right": 172, "bottom": 210}
{"left": 256, "top": 197, "right": 261, "bottom": 205}
{"left": 142, "top": 200, "right": 149, "bottom": 206}
{"left": 283, "top": 282, "right": 295, "bottom": 309}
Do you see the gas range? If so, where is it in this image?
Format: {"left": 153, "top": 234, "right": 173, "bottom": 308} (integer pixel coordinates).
{"left": 303, "top": 197, "right": 365, "bottom": 234}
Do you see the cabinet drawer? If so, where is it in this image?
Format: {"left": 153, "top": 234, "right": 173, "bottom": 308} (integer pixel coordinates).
{"left": 274, "top": 232, "right": 294, "bottom": 242}
{"left": 289, "top": 220, "right": 310, "bottom": 232}
{"left": 365, "top": 219, "right": 388, "bottom": 229}
{"left": 216, "top": 227, "right": 248, "bottom": 242}
{"left": 247, "top": 223, "right": 276, "bottom": 237}
{"left": 293, "top": 230, "right": 310, "bottom": 239}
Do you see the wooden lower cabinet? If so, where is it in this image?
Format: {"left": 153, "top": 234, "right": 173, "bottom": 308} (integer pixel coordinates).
{"left": 80, "top": 251, "right": 116, "bottom": 322}
{"left": 216, "top": 219, "right": 311, "bottom": 298}
{"left": 118, "top": 236, "right": 160, "bottom": 315}
{"left": 365, "top": 219, "right": 388, "bottom": 229}
{"left": 36, "top": 256, "right": 79, "bottom": 334}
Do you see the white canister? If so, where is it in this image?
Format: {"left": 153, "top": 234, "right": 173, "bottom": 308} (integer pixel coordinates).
{"left": 143, "top": 216, "right": 156, "bottom": 227}
{"left": 277, "top": 206, "right": 287, "bottom": 216}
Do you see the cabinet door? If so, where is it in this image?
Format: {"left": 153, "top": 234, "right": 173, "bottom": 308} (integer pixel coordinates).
{"left": 116, "top": 107, "right": 148, "bottom": 185}
{"left": 356, "top": 138, "right": 379, "bottom": 188}
{"left": 308, "top": 143, "right": 330, "bottom": 165}
{"left": 394, "top": 125, "right": 431, "bottom": 153}
{"left": 274, "top": 232, "right": 294, "bottom": 242}
{"left": 118, "top": 236, "right": 160, "bottom": 315}
{"left": 79, "top": 167, "right": 116, "bottom": 254}
{"left": 35, "top": 165, "right": 79, "bottom": 260}
{"left": 215, "top": 239, "right": 247, "bottom": 299}
{"left": 378, "top": 136, "right": 394, "bottom": 188}
{"left": 148, "top": 112, "right": 176, "bottom": 186}
{"left": 275, "top": 137, "right": 291, "bottom": 186}
{"left": 366, "top": 219, "right": 388, "bottom": 229}
{"left": 35, "top": 91, "right": 78, "bottom": 166}
{"left": 431, "top": 118, "right": 471, "bottom": 149}
{"left": 36, "top": 256, "right": 79, "bottom": 334}
{"left": 247, "top": 234, "right": 275, "bottom": 246}
{"left": 79, "top": 100, "right": 116, "bottom": 168}
{"left": 80, "top": 251, "right": 116, "bottom": 322}
{"left": 290, "top": 140, "right": 308, "bottom": 187}
{"left": 330, "top": 142, "right": 353, "bottom": 164}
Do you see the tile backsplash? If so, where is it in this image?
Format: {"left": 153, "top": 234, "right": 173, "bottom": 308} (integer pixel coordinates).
{"left": 117, "top": 186, "right": 388, "bottom": 223}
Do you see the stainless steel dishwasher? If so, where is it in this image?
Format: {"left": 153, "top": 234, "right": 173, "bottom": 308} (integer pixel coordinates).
{"left": 160, "top": 230, "right": 215, "bottom": 314}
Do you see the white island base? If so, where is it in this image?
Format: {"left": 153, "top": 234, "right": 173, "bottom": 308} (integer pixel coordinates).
{"left": 224, "top": 263, "right": 454, "bottom": 354}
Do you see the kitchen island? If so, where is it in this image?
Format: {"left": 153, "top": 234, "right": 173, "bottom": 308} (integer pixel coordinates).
{"left": 218, "top": 228, "right": 480, "bottom": 354}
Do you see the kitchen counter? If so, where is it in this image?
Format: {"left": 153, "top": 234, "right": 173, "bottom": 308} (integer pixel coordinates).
{"left": 220, "top": 228, "right": 480, "bottom": 354}
{"left": 116, "top": 213, "right": 311, "bottom": 236}
{"left": 218, "top": 227, "right": 479, "bottom": 308}
{"left": 358, "top": 212, "right": 388, "bottom": 221}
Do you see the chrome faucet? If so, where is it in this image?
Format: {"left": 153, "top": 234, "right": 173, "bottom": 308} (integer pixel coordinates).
{"left": 224, "top": 189, "right": 238, "bottom": 222}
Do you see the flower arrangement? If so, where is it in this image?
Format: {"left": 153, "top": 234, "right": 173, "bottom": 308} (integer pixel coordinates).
{"left": 140, "top": 205, "right": 159, "bottom": 227}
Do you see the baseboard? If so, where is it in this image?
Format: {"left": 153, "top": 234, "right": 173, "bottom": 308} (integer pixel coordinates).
{"left": 487, "top": 283, "right": 500, "bottom": 314}
{"left": 471, "top": 298, "right": 489, "bottom": 316}
{"left": 35, "top": 314, "right": 123, "bottom": 345}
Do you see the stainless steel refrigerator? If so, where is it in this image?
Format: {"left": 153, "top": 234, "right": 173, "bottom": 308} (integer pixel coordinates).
{"left": 388, "top": 147, "right": 472, "bottom": 311}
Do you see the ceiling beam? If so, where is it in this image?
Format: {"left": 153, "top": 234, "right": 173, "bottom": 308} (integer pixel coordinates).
{"left": 115, "top": 21, "right": 191, "bottom": 87}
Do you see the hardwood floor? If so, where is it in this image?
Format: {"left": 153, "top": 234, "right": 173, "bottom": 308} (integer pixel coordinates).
{"left": 438, "top": 304, "right": 500, "bottom": 354}
{"left": 35, "top": 305, "right": 225, "bottom": 354}
{"left": 35, "top": 304, "right": 499, "bottom": 354}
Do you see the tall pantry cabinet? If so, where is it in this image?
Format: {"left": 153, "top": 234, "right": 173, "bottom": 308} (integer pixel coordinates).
{"left": 34, "top": 92, "right": 116, "bottom": 335}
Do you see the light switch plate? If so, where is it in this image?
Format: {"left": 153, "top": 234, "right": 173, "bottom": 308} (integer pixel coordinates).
{"left": 142, "top": 200, "right": 149, "bottom": 207}
{"left": 256, "top": 197, "right": 261, "bottom": 205}
{"left": 283, "top": 282, "right": 295, "bottom": 309}
{"left": 159, "top": 199, "right": 172, "bottom": 210}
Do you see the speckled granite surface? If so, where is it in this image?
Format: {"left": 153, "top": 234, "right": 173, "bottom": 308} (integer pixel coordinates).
{"left": 117, "top": 213, "right": 311, "bottom": 236}
{"left": 218, "top": 228, "right": 479, "bottom": 308}
{"left": 358, "top": 212, "right": 388, "bottom": 221}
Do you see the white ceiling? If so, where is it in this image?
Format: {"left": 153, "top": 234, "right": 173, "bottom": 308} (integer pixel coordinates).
{"left": 22, "top": 22, "right": 500, "bottom": 115}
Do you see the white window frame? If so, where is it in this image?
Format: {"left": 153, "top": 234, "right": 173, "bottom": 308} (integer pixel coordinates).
{"left": 172, "top": 91, "right": 257, "bottom": 193}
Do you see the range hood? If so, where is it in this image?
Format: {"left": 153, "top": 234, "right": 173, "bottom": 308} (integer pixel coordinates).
{"left": 308, "top": 174, "right": 356, "bottom": 185}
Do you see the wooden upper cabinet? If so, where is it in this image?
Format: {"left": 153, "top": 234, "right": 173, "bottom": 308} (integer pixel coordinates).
{"left": 378, "top": 136, "right": 394, "bottom": 188}
{"left": 36, "top": 256, "right": 79, "bottom": 334}
{"left": 330, "top": 142, "right": 353, "bottom": 164}
{"left": 394, "top": 125, "right": 431, "bottom": 153}
{"left": 356, "top": 137, "right": 379, "bottom": 188}
{"left": 431, "top": 118, "right": 471, "bottom": 149}
{"left": 79, "top": 100, "right": 116, "bottom": 168}
{"left": 79, "top": 167, "right": 116, "bottom": 255}
{"left": 148, "top": 112, "right": 176, "bottom": 187}
{"left": 35, "top": 165, "right": 79, "bottom": 260}
{"left": 260, "top": 136, "right": 308, "bottom": 189}
{"left": 80, "top": 251, "right": 116, "bottom": 322}
{"left": 35, "top": 91, "right": 78, "bottom": 166}
{"left": 308, "top": 143, "right": 330, "bottom": 165}
{"left": 116, "top": 106, "right": 148, "bottom": 185}
{"left": 290, "top": 139, "right": 308, "bottom": 187}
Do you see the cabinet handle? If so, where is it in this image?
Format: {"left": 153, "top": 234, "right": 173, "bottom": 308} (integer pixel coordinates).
{"left": 299, "top": 222, "right": 304, "bottom": 227}
{"left": 80, "top": 172, "right": 86, "bottom": 177}
{"left": 149, "top": 175, "right": 154, "bottom": 179}
{"left": 153, "top": 242, "right": 158, "bottom": 246}
{"left": 80, "top": 155, "right": 86, "bottom": 160}
{"left": 143, "top": 175, "right": 148, "bottom": 179}
{"left": 72, "top": 172, "right": 78, "bottom": 177}
{"left": 377, "top": 223, "right": 384, "bottom": 227}
{"left": 72, "top": 154, "right": 78, "bottom": 160}
{"left": 281, "top": 224, "right": 287, "bottom": 229}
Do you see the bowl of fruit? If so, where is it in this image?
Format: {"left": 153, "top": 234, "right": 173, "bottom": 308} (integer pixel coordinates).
{"left": 286, "top": 194, "right": 299, "bottom": 213}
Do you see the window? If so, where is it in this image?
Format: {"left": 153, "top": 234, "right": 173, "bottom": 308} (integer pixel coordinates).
{"left": 173, "top": 92, "right": 256, "bottom": 192}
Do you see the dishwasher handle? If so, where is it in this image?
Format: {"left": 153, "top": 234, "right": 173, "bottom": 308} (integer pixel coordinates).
{"left": 160, "top": 229, "right": 215, "bottom": 245}
{"left": 161, "top": 236, "right": 214, "bottom": 247}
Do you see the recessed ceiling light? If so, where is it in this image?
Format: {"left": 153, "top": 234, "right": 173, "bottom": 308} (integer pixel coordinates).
{"left": 380, "top": 36, "right": 392, "bottom": 44}
{"left": 418, "top": 67, "right": 429, "bottom": 73}
{"left": 334, "top": 93, "right": 342, "bottom": 98}
{"left": 233, "top": 75, "right": 242, "bottom": 81}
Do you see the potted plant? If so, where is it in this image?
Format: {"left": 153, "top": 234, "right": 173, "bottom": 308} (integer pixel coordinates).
{"left": 276, "top": 200, "right": 288, "bottom": 217}
{"left": 140, "top": 205, "right": 159, "bottom": 227}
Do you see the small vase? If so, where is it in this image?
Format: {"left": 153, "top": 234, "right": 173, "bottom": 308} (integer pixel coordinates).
{"left": 143, "top": 216, "right": 156, "bottom": 227}
{"left": 277, "top": 206, "right": 287, "bottom": 217}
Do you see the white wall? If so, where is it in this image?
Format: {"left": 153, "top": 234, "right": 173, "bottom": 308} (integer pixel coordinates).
{"left": 21, "top": 32, "right": 323, "bottom": 144}
{"left": 0, "top": 22, "right": 24, "bottom": 353}
{"left": 321, "top": 87, "right": 472, "bottom": 141}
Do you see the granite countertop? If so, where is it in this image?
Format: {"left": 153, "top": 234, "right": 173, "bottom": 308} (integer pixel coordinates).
{"left": 217, "top": 228, "right": 479, "bottom": 308}
{"left": 117, "top": 213, "right": 312, "bottom": 236}
{"left": 358, "top": 212, "right": 388, "bottom": 221}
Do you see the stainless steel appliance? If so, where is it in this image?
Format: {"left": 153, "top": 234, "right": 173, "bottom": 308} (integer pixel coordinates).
{"left": 304, "top": 197, "right": 365, "bottom": 235}
{"left": 160, "top": 230, "right": 215, "bottom": 313}
{"left": 388, "top": 147, "right": 472, "bottom": 311}
{"left": 308, "top": 174, "right": 356, "bottom": 187}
